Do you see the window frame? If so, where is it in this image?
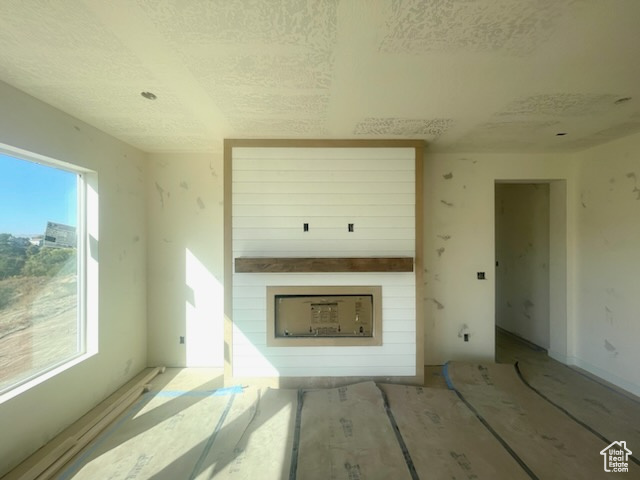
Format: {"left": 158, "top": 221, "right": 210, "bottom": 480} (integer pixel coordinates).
{"left": 0, "top": 143, "right": 94, "bottom": 401}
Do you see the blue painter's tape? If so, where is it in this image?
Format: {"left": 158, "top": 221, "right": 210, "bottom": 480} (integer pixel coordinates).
{"left": 154, "top": 385, "right": 244, "bottom": 398}
{"left": 442, "top": 362, "right": 455, "bottom": 390}
{"left": 213, "top": 385, "right": 244, "bottom": 396}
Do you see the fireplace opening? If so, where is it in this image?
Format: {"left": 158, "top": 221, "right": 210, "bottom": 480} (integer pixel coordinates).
{"left": 266, "top": 286, "right": 382, "bottom": 347}
{"left": 276, "top": 294, "right": 373, "bottom": 338}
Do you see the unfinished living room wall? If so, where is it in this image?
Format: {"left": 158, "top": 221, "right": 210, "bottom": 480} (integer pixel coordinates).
{"left": 0, "top": 81, "right": 148, "bottom": 474}
{"left": 146, "top": 152, "right": 225, "bottom": 369}
{"left": 145, "top": 137, "right": 640, "bottom": 397}
{"left": 424, "top": 133, "right": 640, "bottom": 396}
{"left": 573, "top": 131, "right": 640, "bottom": 395}
{"left": 144, "top": 148, "right": 577, "bottom": 373}
{"left": 423, "top": 151, "right": 576, "bottom": 365}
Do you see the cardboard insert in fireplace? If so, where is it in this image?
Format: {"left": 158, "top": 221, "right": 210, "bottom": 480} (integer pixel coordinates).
{"left": 266, "top": 286, "right": 382, "bottom": 347}
{"left": 277, "top": 294, "right": 373, "bottom": 337}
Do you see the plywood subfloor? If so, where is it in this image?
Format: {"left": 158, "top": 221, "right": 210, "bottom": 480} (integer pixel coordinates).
{"left": 445, "top": 362, "right": 640, "bottom": 478}
{"left": 423, "top": 365, "right": 448, "bottom": 389}
{"left": 379, "top": 383, "right": 530, "bottom": 479}
{"left": 56, "top": 378, "right": 534, "bottom": 480}
{"left": 297, "top": 382, "right": 411, "bottom": 480}
{"left": 7, "top": 333, "right": 640, "bottom": 479}
{"left": 497, "top": 329, "right": 640, "bottom": 452}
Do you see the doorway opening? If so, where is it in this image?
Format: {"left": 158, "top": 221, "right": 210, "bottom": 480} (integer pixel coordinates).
{"left": 494, "top": 180, "right": 568, "bottom": 363}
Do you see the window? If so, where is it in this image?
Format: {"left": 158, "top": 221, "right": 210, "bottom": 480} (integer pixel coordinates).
{"left": 0, "top": 146, "right": 87, "bottom": 394}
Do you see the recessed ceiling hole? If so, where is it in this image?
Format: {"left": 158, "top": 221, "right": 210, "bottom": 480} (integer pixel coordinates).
{"left": 141, "top": 91, "right": 157, "bottom": 100}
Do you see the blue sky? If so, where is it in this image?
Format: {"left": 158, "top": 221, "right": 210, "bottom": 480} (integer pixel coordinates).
{"left": 0, "top": 153, "right": 77, "bottom": 236}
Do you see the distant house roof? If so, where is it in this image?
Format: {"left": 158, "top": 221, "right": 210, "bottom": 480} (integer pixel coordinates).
{"left": 43, "top": 222, "right": 76, "bottom": 248}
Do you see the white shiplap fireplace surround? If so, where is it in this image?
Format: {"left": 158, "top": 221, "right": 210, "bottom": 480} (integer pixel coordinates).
{"left": 224, "top": 140, "right": 424, "bottom": 387}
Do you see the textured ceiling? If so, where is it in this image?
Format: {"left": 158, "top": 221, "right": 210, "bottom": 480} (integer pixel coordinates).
{"left": 0, "top": 0, "right": 639, "bottom": 153}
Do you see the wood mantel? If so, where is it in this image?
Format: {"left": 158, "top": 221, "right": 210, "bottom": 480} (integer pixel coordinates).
{"left": 234, "top": 257, "right": 414, "bottom": 273}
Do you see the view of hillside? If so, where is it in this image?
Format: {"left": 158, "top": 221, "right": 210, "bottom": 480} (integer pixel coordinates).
{"left": 0, "top": 233, "right": 78, "bottom": 391}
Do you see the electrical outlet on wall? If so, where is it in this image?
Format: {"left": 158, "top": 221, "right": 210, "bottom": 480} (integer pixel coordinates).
{"left": 458, "top": 324, "right": 470, "bottom": 342}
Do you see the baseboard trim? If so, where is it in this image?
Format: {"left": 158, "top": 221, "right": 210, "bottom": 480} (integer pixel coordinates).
{"left": 571, "top": 358, "right": 640, "bottom": 398}
{"left": 547, "top": 349, "right": 570, "bottom": 364}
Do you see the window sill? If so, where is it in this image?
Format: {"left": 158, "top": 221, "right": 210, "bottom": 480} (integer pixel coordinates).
{"left": 0, "top": 350, "right": 97, "bottom": 405}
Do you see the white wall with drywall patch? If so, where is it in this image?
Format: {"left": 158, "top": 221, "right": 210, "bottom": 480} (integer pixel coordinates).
{"left": 423, "top": 152, "right": 576, "bottom": 365}
{"left": 146, "top": 152, "right": 225, "bottom": 369}
{"left": 0, "top": 80, "right": 148, "bottom": 475}
{"left": 573, "top": 131, "right": 640, "bottom": 395}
